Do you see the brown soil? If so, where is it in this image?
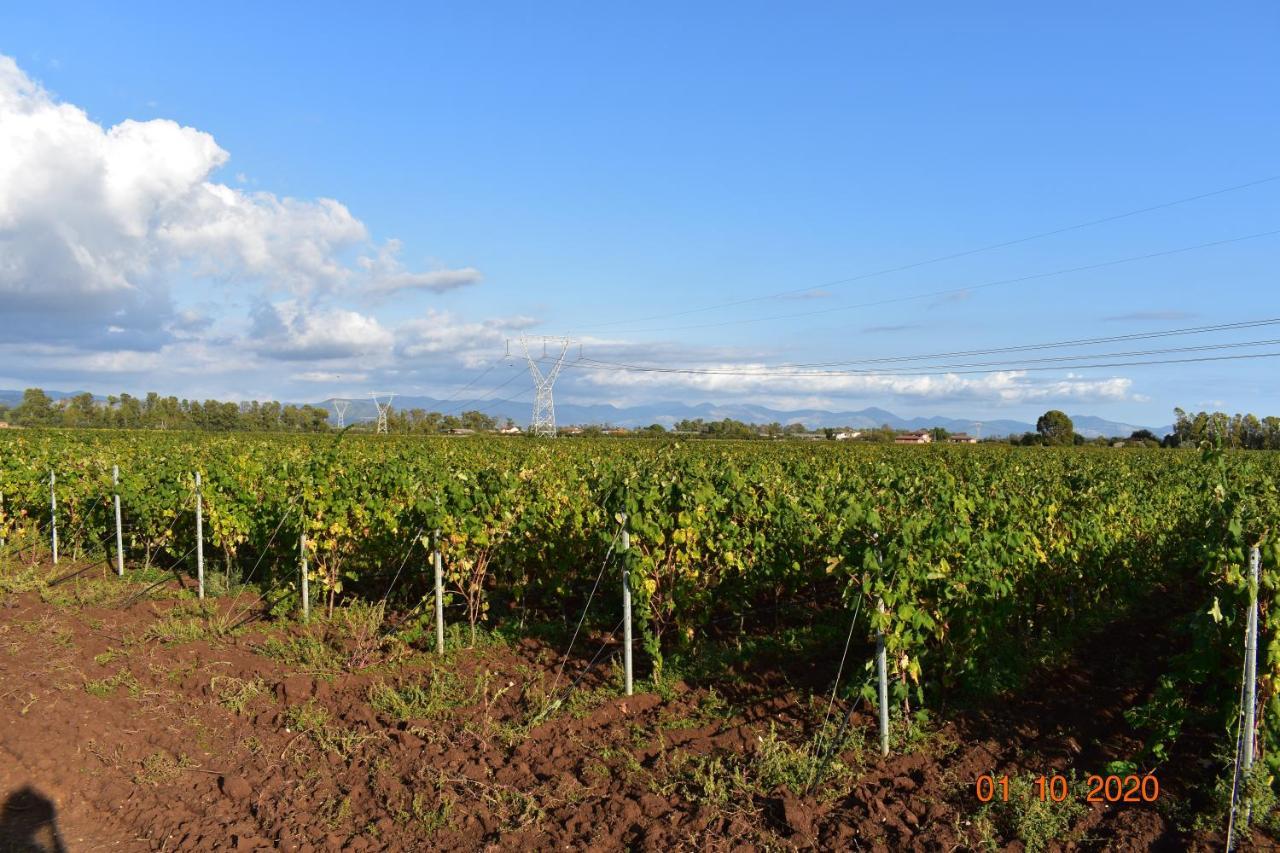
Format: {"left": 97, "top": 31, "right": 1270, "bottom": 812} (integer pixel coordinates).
{"left": 0, "top": 562, "right": 1268, "bottom": 851}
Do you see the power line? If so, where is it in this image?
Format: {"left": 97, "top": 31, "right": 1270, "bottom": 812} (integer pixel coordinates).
{"left": 580, "top": 174, "right": 1280, "bottom": 330}
{"left": 438, "top": 367, "right": 524, "bottom": 416}
{"left": 436, "top": 363, "right": 498, "bottom": 407}
{"left": 571, "top": 343, "right": 1280, "bottom": 379}
{"left": 599, "top": 228, "right": 1280, "bottom": 335}
{"left": 584, "top": 316, "right": 1280, "bottom": 373}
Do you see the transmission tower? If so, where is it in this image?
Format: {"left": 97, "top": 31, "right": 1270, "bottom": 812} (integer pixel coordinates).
{"left": 331, "top": 399, "right": 350, "bottom": 429}
{"left": 518, "top": 336, "right": 573, "bottom": 437}
{"left": 371, "top": 391, "right": 396, "bottom": 434}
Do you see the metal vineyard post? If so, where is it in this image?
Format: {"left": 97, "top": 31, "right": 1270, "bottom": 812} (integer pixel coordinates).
{"left": 433, "top": 529, "right": 445, "bottom": 655}
{"left": 621, "top": 513, "right": 633, "bottom": 697}
{"left": 49, "top": 471, "right": 57, "bottom": 565}
{"left": 877, "top": 597, "right": 889, "bottom": 757}
{"left": 300, "top": 533, "right": 310, "bottom": 621}
{"left": 113, "top": 465, "right": 124, "bottom": 576}
{"left": 195, "top": 472, "right": 204, "bottom": 600}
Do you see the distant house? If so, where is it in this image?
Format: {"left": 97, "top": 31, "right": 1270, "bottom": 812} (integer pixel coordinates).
{"left": 446, "top": 428, "right": 476, "bottom": 436}
{"left": 894, "top": 430, "right": 933, "bottom": 445}
{"left": 0, "top": 421, "right": 10, "bottom": 429}
{"left": 561, "top": 426, "right": 585, "bottom": 436}
{"left": 498, "top": 425, "right": 521, "bottom": 435}
{"left": 833, "top": 430, "right": 861, "bottom": 441}
{"left": 604, "top": 427, "right": 630, "bottom": 436}
{"left": 948, "top": 433, "right": 978, "bottom": 444}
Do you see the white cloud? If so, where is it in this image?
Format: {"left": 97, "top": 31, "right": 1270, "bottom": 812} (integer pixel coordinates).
{"left": 0, "top": 54, "right": 475, "bottom": 352}
{"left": 253, "top": 301, "right": 393, "bottom": 361}
{"left": 574, "top": 363, "right": 1135, "bottom": 406}
{"left": 360, "top": 239, "right": 482, "bottom": 295}
{"left": 398, "top": 310, "right": 542, "bottom": 366}
{"left": 293, "top": 371, "right": 369, "bottom": 383}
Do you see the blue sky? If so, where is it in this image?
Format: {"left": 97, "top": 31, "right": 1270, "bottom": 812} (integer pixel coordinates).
{"left": 0, "top": 2, "right": 1276, "bottom": 424}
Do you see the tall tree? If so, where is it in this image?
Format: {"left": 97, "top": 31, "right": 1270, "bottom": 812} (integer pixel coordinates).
{"left": 1036, "top": 410, "right": 1074, "bottom": 446}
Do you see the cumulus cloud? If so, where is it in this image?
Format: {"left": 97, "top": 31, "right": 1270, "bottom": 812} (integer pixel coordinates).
{"left": 252, "top": 301, "right": 393, "bottom": 361}
{"left": 397, "top": 310, "right": 544, "bottom": 366}
{"left": 0, "top": 55, "right": 475, "bottom": 352}
{"left": 360, "top": 239, "right": 482, "bottom": 295}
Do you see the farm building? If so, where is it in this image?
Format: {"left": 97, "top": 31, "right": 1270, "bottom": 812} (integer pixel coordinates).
{"left": 894, "top": 430, "right": 933, "bottom": 444}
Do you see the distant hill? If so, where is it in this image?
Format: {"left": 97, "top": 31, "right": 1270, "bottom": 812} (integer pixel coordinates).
{"left": 0, "top": 388, "right": 1172, "bottom": 438}
{"left": 313, "top": 395, "right": 1171, "bottom": 439}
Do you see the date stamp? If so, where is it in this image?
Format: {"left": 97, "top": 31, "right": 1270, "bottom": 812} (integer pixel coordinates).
{"left": 975, "top": 773, "right": 1160, "bottom": 804}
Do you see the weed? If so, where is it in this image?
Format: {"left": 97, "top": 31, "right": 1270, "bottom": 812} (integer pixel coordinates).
{"left": 210, "top": 675, "right": 268, "bottom": 714}
{"left": 754, "top": 722, "right": 857, "bottom": 795}
{"left": 893, "top": 709, "right": 955, "bottom": 757}
{"left": 257, "top": 633, "right": 343, "bottom": 676}
{"left": 285, "top": 699, "right": 376, "bottom": 758}
{"left": 661, "top": 688, "right": 733, "bottom": 730}
{"left": 410, "top": 790, "right": 453, "bottom": 832}
{"left": 0, "top": 565, "right": 44, "bottom": 596}
{"left": 134, "top": 751, "right": 196, "bottom": 785}
{"left": 319, "top": 793, "right": 353, "bottom": 830}
{"left": 337, "top": 599, "right": 387, "bottom": 669}
{"left": 368, "top": 670, "right": 465, "bottom": 722}
{"left": 970, "top": 772, "right": 1087, "bottom": 853}
{"left": 85, "top": 668, "right": 140, "bottom": 699}
{"left": 93, "top": 647, "right": 130, "bottom": 666}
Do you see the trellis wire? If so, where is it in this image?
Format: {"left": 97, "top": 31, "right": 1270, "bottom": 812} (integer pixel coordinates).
{"left": 547, "top": 517, "right": 625, "bottom": 705}
{"left": 379, "top": 525, "right": 426, "bottom": 603}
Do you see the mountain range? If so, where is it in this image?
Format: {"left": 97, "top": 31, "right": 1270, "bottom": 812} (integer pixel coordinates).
{"left": 0, "top": 389, "right": 1172, "bottom": 438}
{"left": 314, "top": 396, "right": 1170, "bottom": 439}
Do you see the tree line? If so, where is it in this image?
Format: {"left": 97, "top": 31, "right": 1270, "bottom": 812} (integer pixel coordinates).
{"left": 0, "top": 388, "right": 505, "bottom": 434}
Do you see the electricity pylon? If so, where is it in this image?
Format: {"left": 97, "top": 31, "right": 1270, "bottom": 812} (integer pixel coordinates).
{"left": 331, "top": 399, "right": 350, "bottom": 429}
{"left": 519, "top": 336, "right": 573, "bottom": 437}
{"left": 371, "top": 392, "right": 396, "bottom": 434}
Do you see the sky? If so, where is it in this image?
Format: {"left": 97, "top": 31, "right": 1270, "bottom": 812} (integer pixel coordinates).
{"left": 0, "top": 2, "right": 1276, "bottom": 425}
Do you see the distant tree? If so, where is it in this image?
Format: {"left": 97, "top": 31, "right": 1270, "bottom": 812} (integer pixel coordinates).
{"left": 12, "top": 388, "right": 56, "bottom": 426}
{"left": 930, "top": 426, "right": 950, "bottom": 442}
{"left": 459, "top": 410, "right": 496, "bottom": 432}
{"left": 641, "top": 423, "right": 667, "bottom": 435}
{"left": 1036, "top": 410, "right": 1074, "bottom": 446}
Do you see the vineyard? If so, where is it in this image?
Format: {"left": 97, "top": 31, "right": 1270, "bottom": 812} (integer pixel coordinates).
{"left": 0, "top": 429, "right": 1277, "bottom": 849}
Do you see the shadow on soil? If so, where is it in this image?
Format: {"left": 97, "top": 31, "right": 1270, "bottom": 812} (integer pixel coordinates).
{"left": 0, "top": 787, "right": 66, "bottom": 853}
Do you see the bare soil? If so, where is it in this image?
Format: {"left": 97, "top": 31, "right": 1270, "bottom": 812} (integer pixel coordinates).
{"left": 0, "top": 562, "right": 1267, "bottom": 851}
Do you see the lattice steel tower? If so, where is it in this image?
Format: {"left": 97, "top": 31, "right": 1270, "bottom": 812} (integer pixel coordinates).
{"left": 371, "top": 392, "right": 396, "bottom": 434}
{"left": 331, "top": 399, "right": 350, "bottom": 429}
{"left": 519, "top": 336, "right": 573, "bottom": 437}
